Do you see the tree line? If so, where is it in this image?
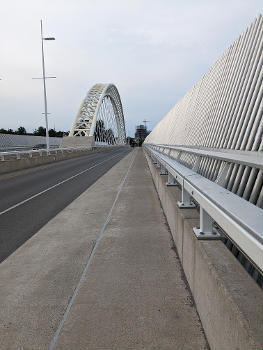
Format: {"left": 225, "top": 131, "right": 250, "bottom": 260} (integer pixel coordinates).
{"left": 0, "top": 126, "right": 69, "bottom": 138}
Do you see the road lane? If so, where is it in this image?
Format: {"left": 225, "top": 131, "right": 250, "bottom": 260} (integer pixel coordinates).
{"left": 0, "top": 147, "right": 130, "bottom": 262}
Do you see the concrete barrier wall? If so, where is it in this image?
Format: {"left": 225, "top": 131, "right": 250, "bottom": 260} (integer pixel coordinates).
{"left": 0, "top": 147, "right": 123, "bottom": 175}
{"left": 0, "top": 149, "right": 94, "bottom": 174}
{"left": 145, "top": 151, "right": 263, "bottom": 350}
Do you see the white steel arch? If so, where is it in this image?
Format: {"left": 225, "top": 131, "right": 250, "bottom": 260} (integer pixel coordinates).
{"left": 69, "top": 83, "right": 126, "bottom": 145}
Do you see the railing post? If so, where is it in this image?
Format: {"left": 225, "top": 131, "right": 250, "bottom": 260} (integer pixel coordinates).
{"left": 193, "top": 207, "right": 221, "bottom": 240}
{"left": 177, "top": 181, "right": 195, "bottom": 208}
{"left": 166, "top": 172, "right": 178, "bottom": 186}
{"left": 160, "top": 164, "right": 168, "bottom": 175}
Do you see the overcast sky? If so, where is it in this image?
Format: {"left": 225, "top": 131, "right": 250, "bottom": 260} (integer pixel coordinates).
{"left": 0, "top": 0, "right": 261, "bottom": 136}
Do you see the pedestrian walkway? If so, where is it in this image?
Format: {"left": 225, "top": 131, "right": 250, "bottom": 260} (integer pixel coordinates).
{"left": 0, "top": 148, "right": 209, "bottom": 349}
{"left": 52, "top": 149, "right": 208, "bottom": 349}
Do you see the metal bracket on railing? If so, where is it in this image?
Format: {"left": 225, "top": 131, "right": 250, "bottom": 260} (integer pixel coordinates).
{"left": 160, "top": 165, "right": 168, "bottom": 175}
{"left": 166, "top": 172, "right": 179, "bottom": 186}
{"left": 1, "top": 154, "right": 5, "bottom": 161}
{"left": 193, "top": 207, "right": 221, "bottom": 240}
{"left": 177, "top": 181, "right": 195, "bottom": 208}
{"left": 16, "top": 152, "right": 21, "bottom": 160}
{"left": 151, "top": 154, "right": 157, "bottom": 164}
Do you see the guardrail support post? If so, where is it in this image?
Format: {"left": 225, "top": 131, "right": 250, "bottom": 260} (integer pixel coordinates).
{"left": 151, "top": 154, "right": 157, "bottom": 163}
{"left": 166, "top": 172, "right": 178, "bottom": 186}
{"left": 177, "top": 182, "right": 195, "bottom": 208}
{"left": 160, "top": 165, "right": 168, "bottom": 175}
{"left": 193, "top": 207, "right": 221, "bottom": 240}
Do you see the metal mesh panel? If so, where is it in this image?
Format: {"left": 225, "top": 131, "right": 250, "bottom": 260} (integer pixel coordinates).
{"left": 145, "top": 14, "right": 263, "bottom": 208}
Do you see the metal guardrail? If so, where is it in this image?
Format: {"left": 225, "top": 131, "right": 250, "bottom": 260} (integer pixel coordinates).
{"left": 144, "top": 144, "right": 263, "bottom": 273}
{"left": 153, "top": 144, "right": 263, "bottom": 170}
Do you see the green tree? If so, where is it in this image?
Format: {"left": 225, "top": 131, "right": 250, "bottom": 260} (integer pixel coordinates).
{"left": 16, "top": 126, "right": 27, "bottom": 135}
{"left": 33, "top": 126, "right": 46, "bottom": 136}
{"left": 48, "top": 128, "right": 56, "bottom": 137}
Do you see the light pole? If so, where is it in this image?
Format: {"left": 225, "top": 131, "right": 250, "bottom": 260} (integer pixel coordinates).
{"left": 33, "top": 20, "right": 55, "bottom": 152}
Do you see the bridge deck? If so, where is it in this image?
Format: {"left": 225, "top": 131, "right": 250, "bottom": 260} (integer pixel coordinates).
{"left": 0, "top": 148, "right": 208, "bottom": 349}
{"left": 52, "top": 148, "right": 208, "bottom": 349}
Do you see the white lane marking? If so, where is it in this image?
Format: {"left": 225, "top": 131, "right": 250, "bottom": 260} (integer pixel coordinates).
{"left": 49, "top": 149, "right": 137, "bottom": 350}
{"left": 0, "top": 151, "right": 125, "bottom": 217}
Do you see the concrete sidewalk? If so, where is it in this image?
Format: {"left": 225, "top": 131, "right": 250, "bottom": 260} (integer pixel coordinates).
{"left": 52, "top": 148, "right": 208, "bottom": 349}
{"left": 0, "top": 148, "right": 209, "bottom": 349}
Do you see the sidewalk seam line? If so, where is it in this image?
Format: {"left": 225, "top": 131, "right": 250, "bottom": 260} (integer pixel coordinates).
{"left": 49, "top": 149, "right": 137, "bottom": 350}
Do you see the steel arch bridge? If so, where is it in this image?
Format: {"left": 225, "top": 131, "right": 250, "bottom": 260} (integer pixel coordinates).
{"left": 69, "top": 83, "right": 126, "bottom": 145}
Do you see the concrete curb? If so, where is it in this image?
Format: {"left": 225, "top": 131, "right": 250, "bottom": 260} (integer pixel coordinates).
{"left": 145, "top": 150, "right": 263, "bottom": 350}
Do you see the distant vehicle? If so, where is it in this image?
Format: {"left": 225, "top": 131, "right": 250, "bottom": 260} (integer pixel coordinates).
{"left": 32, "top": 144, "right": 47, "bottom": 150}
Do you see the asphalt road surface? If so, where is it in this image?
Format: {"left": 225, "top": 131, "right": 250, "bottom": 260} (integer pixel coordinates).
{"left": 0, "top": 147, "right": 131, "bottom": 263}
